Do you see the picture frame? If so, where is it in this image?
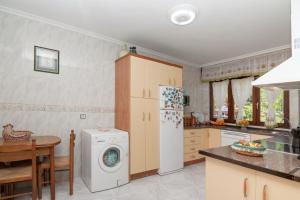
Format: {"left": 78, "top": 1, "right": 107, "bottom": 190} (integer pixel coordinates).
{"left": 34, "top": 46, "right": 59, "bottom": 74}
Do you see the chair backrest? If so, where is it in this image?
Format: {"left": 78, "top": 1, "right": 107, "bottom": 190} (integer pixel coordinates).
{"left": 0, "top": 139, "right": 36, "bottom": 163}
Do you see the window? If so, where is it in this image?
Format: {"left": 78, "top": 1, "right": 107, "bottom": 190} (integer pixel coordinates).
{"left": 260, "top": 88, "right": 285, "bottom": 124}
{"left": 240, "top": 96, "right": 253, "bottom": 121}
{"left": 210, "top": 77, "right": 289, "bottom": 128}
{"left": 213, "top": 98, "right": 228, "bottom": 119}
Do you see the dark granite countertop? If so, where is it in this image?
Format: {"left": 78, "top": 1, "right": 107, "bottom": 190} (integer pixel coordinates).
{"left": 185, "top": 124, "right": 290, "bottom": 137}
{"left": 199, "top": 140, "right": 300, "bottom": 182}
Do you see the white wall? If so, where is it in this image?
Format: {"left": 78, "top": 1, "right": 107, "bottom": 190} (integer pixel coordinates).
{"left": 0, "top": 10, "right": 200, "bottom": 177}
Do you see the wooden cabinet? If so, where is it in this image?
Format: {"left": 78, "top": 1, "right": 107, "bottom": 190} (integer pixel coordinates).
{"left": 183, "top": 128, "right": 222, "bottom": 164}
{"left": 145, "top": 99, "right": 159, "bottom": 171}
{"left": 115, "top": 54, "right": 182, "bottom": 177}
{"left": 208, "top": 128, "right": 221, "bottom": 148}
{"left": 184, "top": 129, "right": 209, "bottom": 163}
{"left": 130, "top": 98, "right": 146, "bottom": 174}
{"left": 206, "top": 158, "right": 256, "bottom": 200}
{"left": 130, "top": 57, "right": 147, "bottom": 98}
{"left": 206, "top": 158, "right": 300, "bottom": 200}
{"left": 255, "top": 172, "right": 300, "bottom": 200}
{"left": 130, "top": 98, "right": 159, "bottom": 174}
{"left": 130, "top": 55, "right": 182, "bottom": 99}
{"left": 171, "top": 67, "right": 183, "bottom": 87}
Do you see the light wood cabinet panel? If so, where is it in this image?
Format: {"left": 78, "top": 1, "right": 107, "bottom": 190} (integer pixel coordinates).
{"left": 208, "top": 128, "right": 221, "bottom": 148}
{"left": 184, "top": 129, "right": 199, "bottom": 138}
{"left": 255, "top": 172, "right": 300, "bottom": 200}
{"left": 145, "top": 61, "right": 165, "bottom": 99}
{"left": 145, "top": 99, "right": 159, "bottom": 171}
{"left": 184, "top": 137, "right": 202, "bottom": 145}
{"left": 250, "top": 134, "right": 272, "bottom": 142}
{"left": 200, "top": 131, "right": 209, "bottom": 149}
{"left": 173, "top": 67, "right": 183, "bottom": 87}
{"left": 184, "top": 152, "right": 200, "bottom": 162}
{"left": 206, "top": 158, "right": 256, "bottom": 200}
{"left": 130, "top": 98, "right": 146, "bottom": 174}
{"left": 130, "top": 57, "right": 146, "bottom": 98}
{"left": 184, "top": 144, "right": 199, "bottom": 154}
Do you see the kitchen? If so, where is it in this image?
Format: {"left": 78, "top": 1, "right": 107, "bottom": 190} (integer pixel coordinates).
{"left": 0, "top": 0, "right": 299, "bottom": 200}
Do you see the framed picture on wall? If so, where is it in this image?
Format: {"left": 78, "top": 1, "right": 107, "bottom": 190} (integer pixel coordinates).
{"left": 34, "top": 46, "right": 59, "bottom": 74}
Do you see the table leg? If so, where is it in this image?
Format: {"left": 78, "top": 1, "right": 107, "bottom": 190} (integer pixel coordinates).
{"left": 50, "top": 146, "right": 55, "bottom": 200}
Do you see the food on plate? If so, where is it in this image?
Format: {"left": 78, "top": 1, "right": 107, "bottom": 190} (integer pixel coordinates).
{"left": 231, "top": 140, "right": 266, "bottom": 156}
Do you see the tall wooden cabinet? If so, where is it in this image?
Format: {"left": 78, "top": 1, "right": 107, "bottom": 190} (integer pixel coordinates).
{"left": 115, "top": 53, "right": 183, "bottom": 177}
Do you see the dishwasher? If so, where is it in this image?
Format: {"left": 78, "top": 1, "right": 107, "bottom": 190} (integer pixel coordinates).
{"left": 221, "top": 130, "right": 250, "bottom": 146}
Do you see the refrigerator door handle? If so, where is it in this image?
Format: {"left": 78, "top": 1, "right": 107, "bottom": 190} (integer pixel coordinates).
{"left": 142, "top": 112, "right": 145, "bottom": 121}
{"left": 148, "top": 112, "right": 151, "bottom": 121}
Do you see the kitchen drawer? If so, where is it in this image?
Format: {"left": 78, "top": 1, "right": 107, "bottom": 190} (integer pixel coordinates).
{"left": 184, "top": 152, "right": 203, "bottom": 162}
{"left": 184, "top": 137, "right": 201, "bottom": 145}
{"left": 184, "top": 128, "right": 209, "bottom": 138}
{"left": 184, "top": 144, "right": 199, "bottom": 154}
{"left": 184, "top": 130, "right": 200, "bottom": 138}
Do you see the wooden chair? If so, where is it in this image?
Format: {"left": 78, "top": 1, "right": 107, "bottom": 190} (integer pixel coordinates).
{"left": 38, "top": 130, "right": 75, "bottom": 198}
{"left": 0, "top": 139, "right": 37, "bottom": 200}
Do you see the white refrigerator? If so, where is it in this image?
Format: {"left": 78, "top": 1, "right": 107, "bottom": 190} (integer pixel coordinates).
{"left": 158, "top": 86, "right": 184, "bottom": 175}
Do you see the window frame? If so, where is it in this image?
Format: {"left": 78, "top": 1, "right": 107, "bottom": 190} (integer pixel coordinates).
{"left": 209, "top": 77, "right": 290, "bottom": 128}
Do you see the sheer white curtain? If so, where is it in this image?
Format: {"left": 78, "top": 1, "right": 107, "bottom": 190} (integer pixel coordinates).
{"left": 212, "top": 80, "right": 229, "bottom": 118}
{"left": 231, "top": 77, "right": 254, "bottom": 121}
{"left": 265, "top": 88, "right": 281, "bottom": 121}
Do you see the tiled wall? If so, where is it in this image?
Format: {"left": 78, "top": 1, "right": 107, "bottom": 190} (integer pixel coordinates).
{"left": 0, "top": 11, "right": 200, "bottom": 177}
{"left": 0, "top": 11, "right": 122, "bottom": 177}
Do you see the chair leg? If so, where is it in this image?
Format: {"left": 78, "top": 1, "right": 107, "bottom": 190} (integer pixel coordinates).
{"left": 32, "top": 179, "right": 37, "bottom": 200}
{"left": 69, "top": 169, "right": 74, "bottom": 195}
{"left": 37, "top": 166, "right": 43, "bottom": 199}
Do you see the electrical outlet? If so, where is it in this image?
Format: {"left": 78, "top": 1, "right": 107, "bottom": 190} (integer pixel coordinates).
{"left": 80, "top": 114, "right": 86, "bottom": 119}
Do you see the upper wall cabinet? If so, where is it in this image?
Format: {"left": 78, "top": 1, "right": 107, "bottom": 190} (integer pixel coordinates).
{"left": 129, "top": 55, "right": 183, "bottom": 99}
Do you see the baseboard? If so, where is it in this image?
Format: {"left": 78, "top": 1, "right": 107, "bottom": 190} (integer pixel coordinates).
{"left": 184, "top": 158, "right": 205, "bottom": 166}
{"left": 130, "top": 169, "right": 158, "bottom": 180}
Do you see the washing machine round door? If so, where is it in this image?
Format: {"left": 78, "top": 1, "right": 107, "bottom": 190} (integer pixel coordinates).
{"left": 99, "top": 145, "right": 124, "bottom": 173}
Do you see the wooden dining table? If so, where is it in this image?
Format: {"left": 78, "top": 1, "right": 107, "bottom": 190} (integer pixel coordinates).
{"left": 0, "top": 136, "right": 61, "bottom": 200}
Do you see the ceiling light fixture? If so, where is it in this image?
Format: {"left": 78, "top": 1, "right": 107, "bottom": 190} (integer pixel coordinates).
{"left": 169, "top": 4, "right": 198, "bottom": 26}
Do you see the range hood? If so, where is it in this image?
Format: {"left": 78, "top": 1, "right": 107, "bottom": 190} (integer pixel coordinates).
{"left": 252, "top": 0, "right": 300, "bottom": 90}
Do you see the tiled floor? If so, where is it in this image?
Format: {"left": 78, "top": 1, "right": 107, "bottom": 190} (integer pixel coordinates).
{"left": 30, "top": 163, "right": 205, "bottom": 200}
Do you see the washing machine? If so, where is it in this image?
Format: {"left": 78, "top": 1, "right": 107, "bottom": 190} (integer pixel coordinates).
{"left": 81, "top": 128, "right": 129, "bottom": 192}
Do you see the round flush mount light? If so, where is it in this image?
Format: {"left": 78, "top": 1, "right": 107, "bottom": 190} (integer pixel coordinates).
{"left": 168, "top": 4, "right": 198, "bottom": 26}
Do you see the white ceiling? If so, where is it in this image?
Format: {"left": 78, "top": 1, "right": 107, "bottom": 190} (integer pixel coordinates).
{"left": 0, "top": 0, "right": 291, "bottom": 66}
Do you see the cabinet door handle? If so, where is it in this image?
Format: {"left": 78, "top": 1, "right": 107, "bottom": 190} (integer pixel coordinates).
{"left": 148, "top": 89, "right": 151, "bottom": 98}
{"left": 148, "top": 112, "right": 151, "bottom": 121}
{"left": 191, "top": 140, "right": 195, "bottom": 143}
{"left": 263, "top": 185, "right": 267, "bottom": 200}
{"left": 143, "top": 89, "right": 145, "bottom": 98}
{"left": 243, "top": 178, "right": 248, "bottom": 198}
{"left": 173, "top": 78, "right": 176, "bottom": 86}
{"left": 142, "top": 112, "right": 145, "bottom": 121}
